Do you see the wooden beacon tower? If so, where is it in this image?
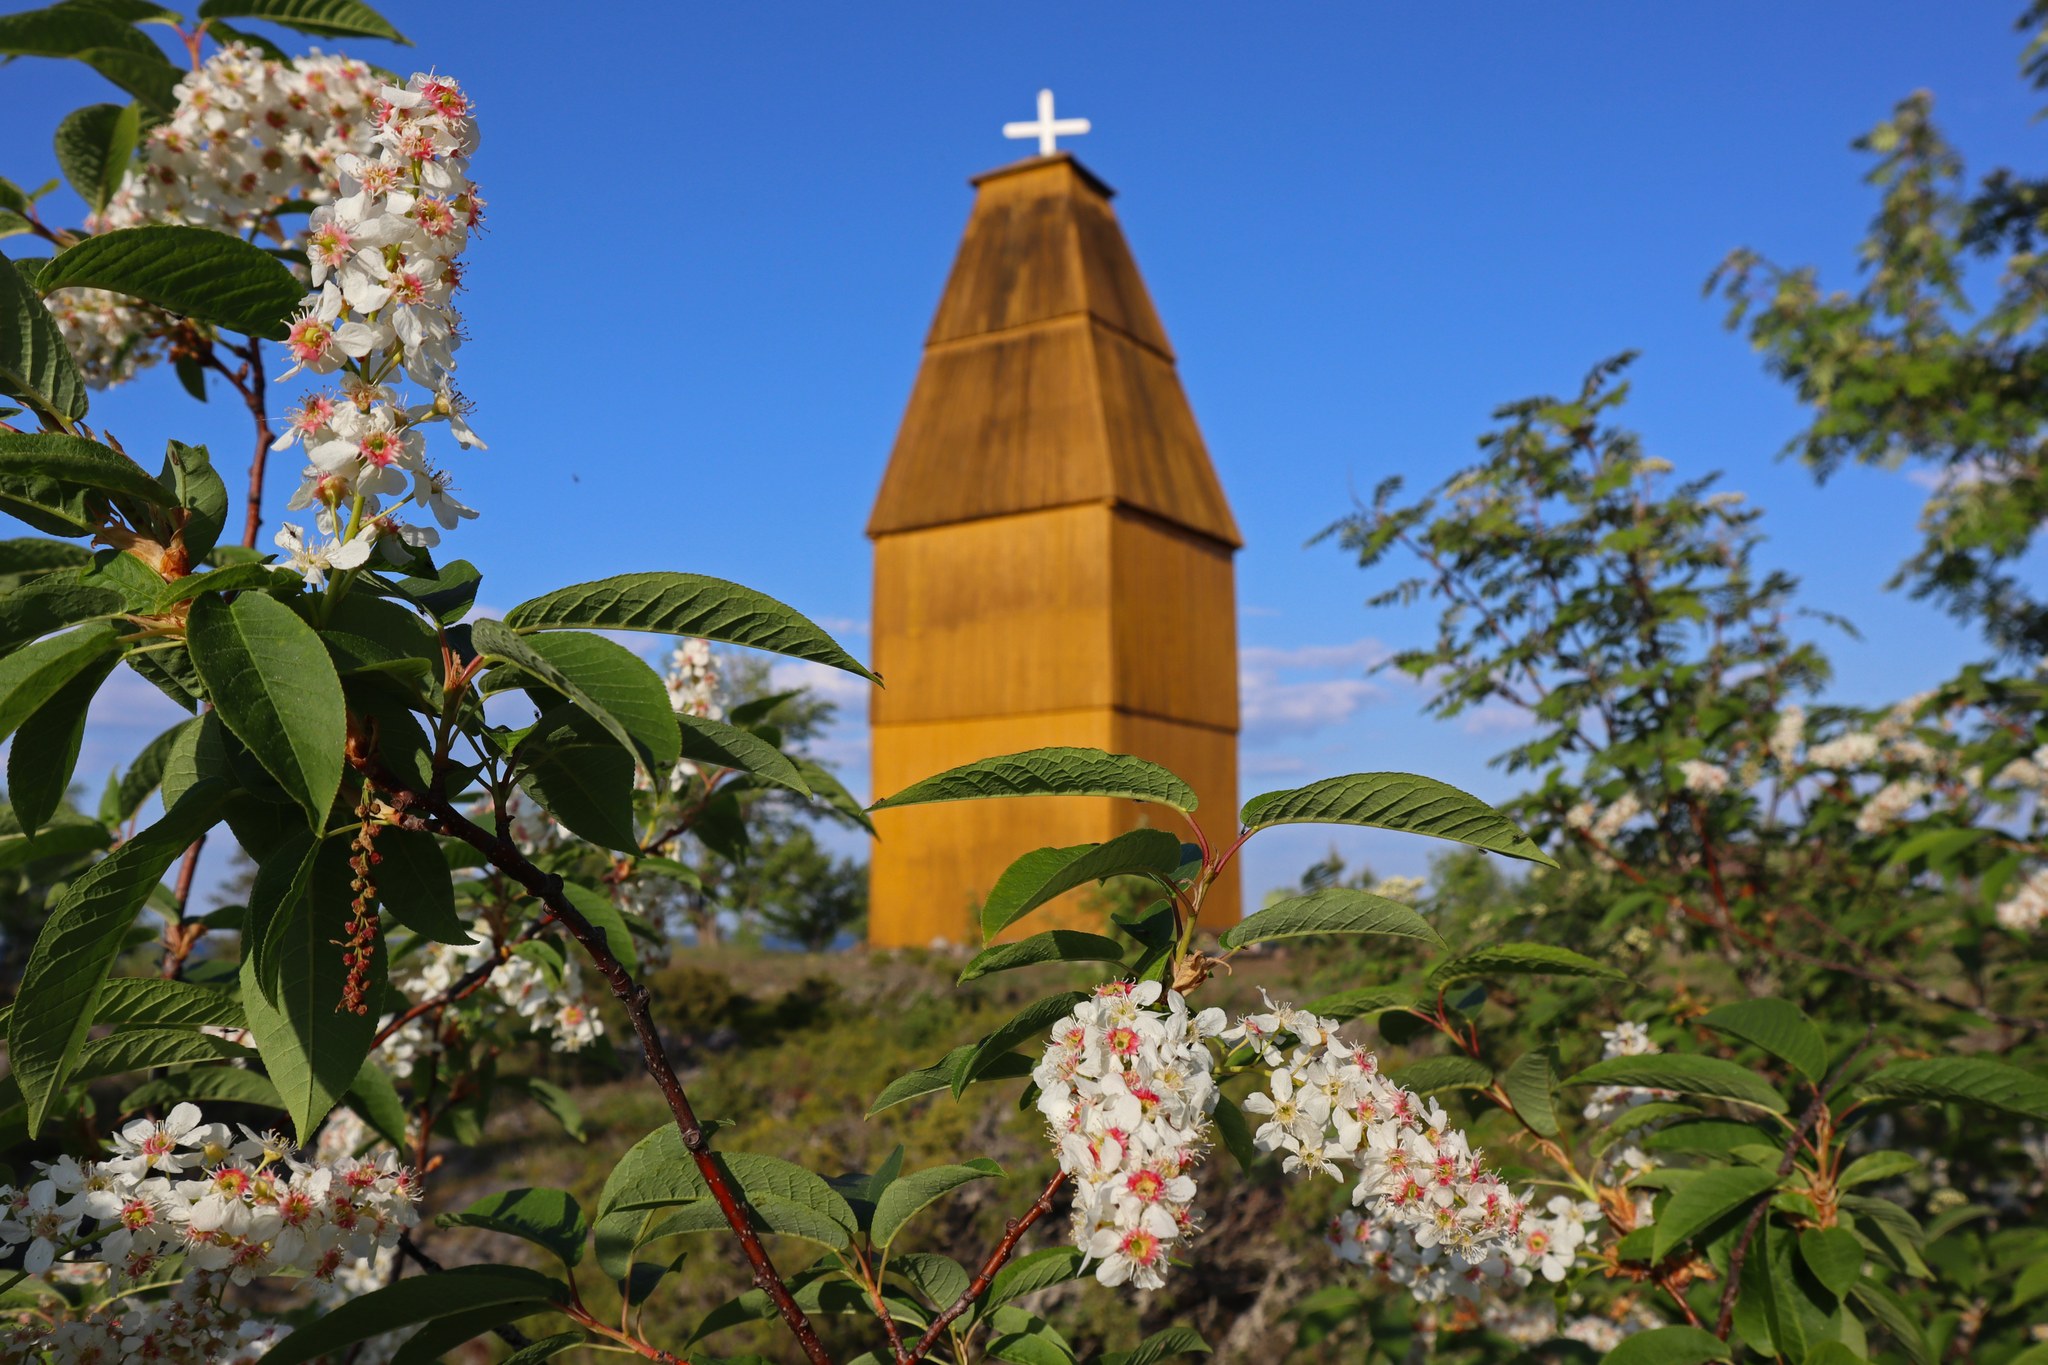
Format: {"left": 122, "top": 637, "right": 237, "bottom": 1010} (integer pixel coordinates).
{"left": 866, "top": 152, "right": 1243, "bottom": 947}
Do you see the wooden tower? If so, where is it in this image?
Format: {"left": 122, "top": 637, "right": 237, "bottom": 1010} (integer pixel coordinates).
{"left": 866, "top": 152, "right": 1243, "bottom": 947}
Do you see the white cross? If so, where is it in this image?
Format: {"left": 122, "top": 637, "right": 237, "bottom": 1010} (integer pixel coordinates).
{"left": 1003, "top": 88, "right": 1090, "bottom": 157}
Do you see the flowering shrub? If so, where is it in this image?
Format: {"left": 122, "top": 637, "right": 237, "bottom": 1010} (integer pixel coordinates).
{"left": 0, "top": 2, "right": 2043, "bottom": 1364}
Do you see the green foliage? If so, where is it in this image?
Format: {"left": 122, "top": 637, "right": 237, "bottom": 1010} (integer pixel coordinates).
{"left": 1240, "top": 771, "right": 1557, "bottom": 865}
{"left": 39, "top": 225, "right": 306, "bottom": 339}
{"left": 871, "top": 747, "right": 1198, "bottom": 814}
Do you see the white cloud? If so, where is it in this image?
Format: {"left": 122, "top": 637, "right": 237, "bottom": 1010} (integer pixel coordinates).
{"left": 1459, "top": 701, "right": 1533, "bottom": 737}
{"left": 1237, "top": 636, "right": 1393, "bottom": 746}
{"left": 768, "top": 659, "right": 871, "bottom": 710}
{"left": 1240, "top": 673, "right": 1381, "bottom": 741}
{"left": 1241, "top": 638, "right": 1391, "bottom": 672}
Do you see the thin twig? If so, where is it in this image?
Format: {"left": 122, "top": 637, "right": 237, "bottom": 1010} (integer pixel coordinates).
{"left": 360, "top": 758, "right": 833, "bottom": 1365}
{"left": 906, "top": 1173, "right": 1066, "bottom": 1362}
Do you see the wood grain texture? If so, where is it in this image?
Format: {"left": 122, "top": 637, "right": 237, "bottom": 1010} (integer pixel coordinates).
{"left": 868, "top": 153, "right": 1242, "bottom": 947}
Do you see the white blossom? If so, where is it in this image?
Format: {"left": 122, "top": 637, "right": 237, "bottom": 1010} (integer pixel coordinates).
{"left": 1035, "top": 980, "right": 1226, "bottom": 1291}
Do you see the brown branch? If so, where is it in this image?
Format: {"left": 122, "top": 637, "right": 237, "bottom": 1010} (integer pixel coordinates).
{"left": 158, "top": 835, "right": 209, "bottom": 979}
{"left": 906, "top": 1173, "right": 1066, "bottom": 1363}
{"left": 361, "top": 760, "right": 833, "bottom": 1365}
{"left": 370, "top": 913, "right": 556, "bottom": 1047}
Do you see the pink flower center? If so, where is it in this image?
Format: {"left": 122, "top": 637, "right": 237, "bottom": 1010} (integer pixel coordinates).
{"left": 288, "top": 318, "right": 333, "bottom": 363}
{"left": 1120, "top": 1229, "right": 1162, "bottom": 1265}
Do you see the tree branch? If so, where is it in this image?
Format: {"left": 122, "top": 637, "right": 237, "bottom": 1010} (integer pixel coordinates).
{"left": 906, "top": 1173, "right": 1066, "bottom": 1362}
{"left": 362, "top": 761, "right": 834, "bottom": 1365}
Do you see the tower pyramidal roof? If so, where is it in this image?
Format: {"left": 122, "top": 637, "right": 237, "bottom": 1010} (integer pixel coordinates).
{"left": 868, "top": 153, "right": 1242, "bottom": 548}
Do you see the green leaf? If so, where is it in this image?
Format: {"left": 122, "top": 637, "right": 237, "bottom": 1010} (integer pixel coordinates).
{"left": 1598, "top": 1326, "right": 1733, "bottom": 1365}
{"left": 677, "top": 712, "right": 811, "bottom": 797}
{"left": 988, "top": 1329, "right": 1073, "bottom": 1365}
{"left": 76, "top": 45, "right": 183, "bottom": 114}
{"left": 1239, "top": 771, "right": 1555, "bottom": 865}
{"left": 1848, "top": 1279, "right": 1935, "bottom": 1365}
{"left": 122, "top": 1065, "right": 284, "bottom": 1115}
{"left": 157, "top": 439, "right": 228, "bottom": 564}
{"left": 1836, "top": 1150, "right": 1920, "bottom": 1190}
{"left": 600, "top": 1127, "right": 858, "bottom": 1244}
{"left": 1798, "top": 1226, "right": 1863, "bottom": 1299}
{"left": 1650, "top": 1166, "right": 1780, "bottom": 1261}
{"left": 40, "top": 224, "right": 304, "bottom": 339}
{"left": 0, "top": 3, "right": 161, "bottom": 56}
{"left": 1113, "top": 1327, "right": 1211, "bottom": 1365}
{"left": 388, "top": 1307, "right": 554, "bottom": 1365}
{"left": 1853, "top": 1057, "right": 2048, "bottom": 1122}
{"left": 95, "top": 976, "right": 244, "bottom": 1029}
{"left": 471, "top": 620, "right": 678, "bottom": 778}
{"left": 254, "top": 1265, "right": 568, "bottom": 1365}
{"left": 1701, "top": 998, "right": 1828, "bottom": 1084}
{"left": 0, "top": 240, "right": 81, "bottom": 423}
{"left": 874, "top": 747, "right": 1195, "bottom": 814}
{"left": 516, "top": 702, "right": 639, "bottom": 852}
{"left": 187, "top": 590, "right": 345, "bottom": 830}
{"left": 561, "top": 880, "right": 639, "bottom": 974}
{"left": 7, "top": 649, "right": 115, "bottom": 833}
{"left": 1427, "top": 941, "right": 1628, "bottom": 988}
{"left": 344, "top": 1058, "right": 408, "bottom": 1149}
{"left": 866, "top": 1045, "right": 1035, "bottom": 1117}
{"left": 6, "top": 780, "right": 225, "bottom": 1134}
{"left": 1213, "top": 1094, "right": 1259, "bottom": 1173}
{"left": 0, "top": 431, "right": 167, "bottom": 535}
{"left": 0, "top": 573, "right": 122, "bottom": 659}
{"left": 1501, "top": 1051, "right": 1559, "bottom": 1138}
{"left": 100, "top": 716, "right": 196, "bottom": 826}
{"left": 792, "top": 755, "right": 874, "bottom": 835}
{"left": 958, "top": 929, "right": 1129, "bottom": 983}
{"left": 53, "top": 101, "right": 140, "bottom": 214}
{"left": 1386, "top": 1055, "right": 1491, "bottom": 1095}
{"left": 1299, "top": 987, "right": 1414, "bottom": 1020}
{"left": 955, "top": 991, "right": 1089, "bottom": 1097}
{"left": 890, "top": 1253, "right": 970, "bottom": 1311}
{"left": 241, "top": 835, "right": 380, "bottom": 1140}
{"left": 69, "top": 1025, "right": 248, "bottom": 1079}
{"left": 196, "top": 0, "right": 409, "bottom": 42}
{"left": 979, "top": 829, "right": 1185, "bottom": 940}
{"left": 1566, "top": 1054, "right": 1788, "bottom": 1114}
{"left": 0, "top": 802, "right": 109, "bottom": 871}
{"left": 983, "top": 1246, "right": 1085, "bottom": 1312}
{"left": 872, "top": 1161, "right": 1003, "bottom": 1247}
{"left": 506, "top": 1075, "right": 586, "bottom": 1142}
{"left": 375, "top": 826, "right": 472, "bottom": 945}
{"left": 1218, "top": 886, "right": 1443, "bottom": 950}
{"left": 439, "top": 1188, "right": 588, "bottom": 1267}
{"left": 0, "top": 536, "right": 91, "bottom": 588}
{"left": 504, "top": 571, "right": 874, "bottom": 681}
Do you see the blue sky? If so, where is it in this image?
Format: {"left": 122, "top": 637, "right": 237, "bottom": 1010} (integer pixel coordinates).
{"left": 4, "top": 1, "right": 2038, "bottom": 900}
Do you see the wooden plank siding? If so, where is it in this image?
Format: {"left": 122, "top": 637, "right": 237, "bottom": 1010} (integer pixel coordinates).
{"left": 868, "top": 153, "right": 1241, "bottom": 947}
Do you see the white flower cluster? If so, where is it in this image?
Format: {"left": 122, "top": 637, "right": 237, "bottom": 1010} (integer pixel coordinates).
{"left": 1996, "top": 744, "right": 2048, "bottom": 792}
{"left": 380, "top": 918, "right": 606, "bottom": 1078}
{"left": 648, "top": 638, "right": 724, "bottom": 796}
{"left": 1329, "top": 1192, "right": 1597, "bottom": 1305}
{"left": 1230, "top": 997, "right": 1524, "bottom": 1302}
{"left": 1806, "top": 732, "right": 1881, "bottom": 770}
{"left": 1997, "top": 866, "right": 2048, "bottom": 935}
{"left": 1564, "top": 791, "right": 1642, "bottom": 851}
{"left": 1678, "top": 760, "right": 1729, "bottom": 796}
{"left": 1583, "top": 1022, "right": 1669, "bottom": 1194}
{"left": 667, "top": 639, "right": 723, "bottom": 721}
{"left": 1769, "top": 705, "right": 1806, "bottom": 767}
{"left": 0, "top": 1104, "right": 418, "bottom": 1290}
{"left": 53, "top": 44, "right": 385, "bottom": 386}
{"left": 1, "top": 1271, "right": 284, "bottom": 1365}
{"left": 269, "top": 69, "right": 485, "bottom": 586}
{"left": 1033, "top": 981, "right": 1225, "bottom": 1290}
{"left": 1854, "top": 777, "right": 1930, "bottom": 835}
